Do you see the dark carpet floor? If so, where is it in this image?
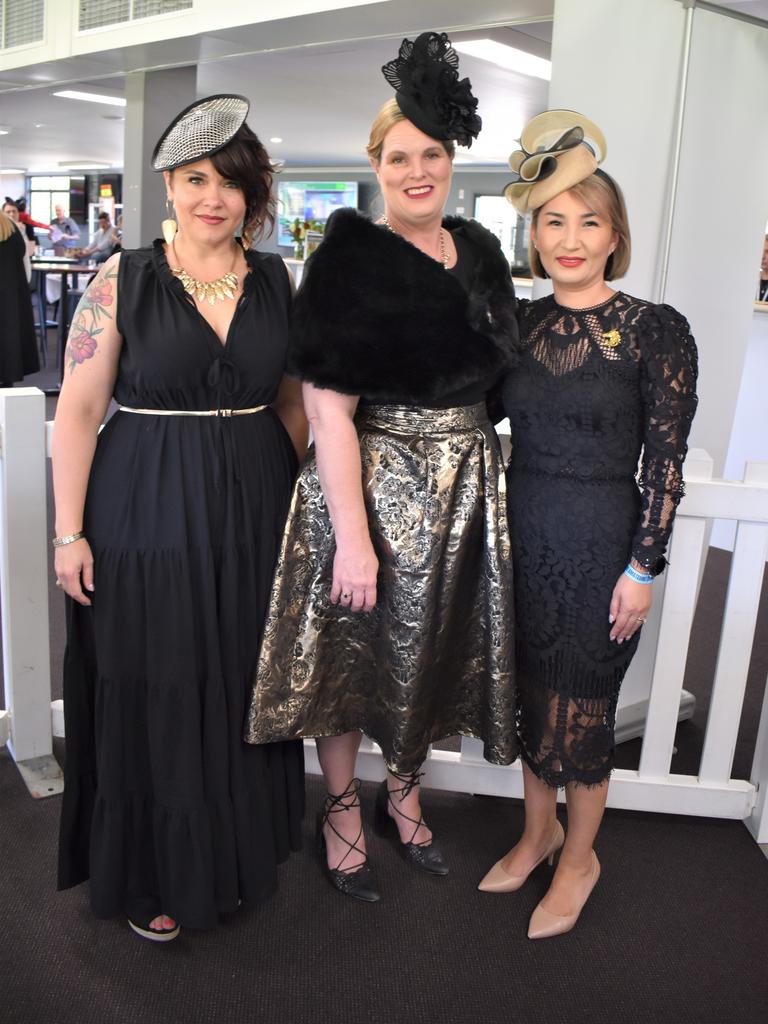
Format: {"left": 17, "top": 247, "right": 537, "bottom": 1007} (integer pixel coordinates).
{"left": 0, "top": 353, "right": 766, "bottom": 1023}
{"left": 2, "top": 765, "right": 767, "bottom": 1024}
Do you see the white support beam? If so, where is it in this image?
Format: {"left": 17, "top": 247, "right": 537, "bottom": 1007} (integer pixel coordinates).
{"left": 699, "top": 497, "right": 768, "bottom": 784}
{"left": 303, "top": 741, "right": 755, "bottom": 821}
{"left": 747, "top": 673, "right": 768, "bottom": 844}
{"left": 638, "top": 516, "right": 708, "bottom": 778}
{"left": 0, "top": 388, "right": 62, "bottom": 797}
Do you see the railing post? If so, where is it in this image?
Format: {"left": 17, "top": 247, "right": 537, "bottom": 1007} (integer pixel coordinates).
{"left": 0, "top": 388, "right": 62, "bottom": 797}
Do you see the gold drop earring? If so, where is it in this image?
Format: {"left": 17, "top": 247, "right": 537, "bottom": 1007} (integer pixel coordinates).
{"left": 161, "top": 197, "right": 177, "bottom": 244}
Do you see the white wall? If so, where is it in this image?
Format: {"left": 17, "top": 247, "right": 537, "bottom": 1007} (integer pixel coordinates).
{"left": 549, "top": 0, "right": 686, "bottom": 301}
{"left": 0, "top": 173, "right": 25, "bottom": 203}
{"left": 550, "top": 1, "right": 768, "bottom": 477}
{"left": 663, "top": 6, "right": 768, "bottom": 475}
{"left": 711, "top": 307, "right": 768, "bottom": 549}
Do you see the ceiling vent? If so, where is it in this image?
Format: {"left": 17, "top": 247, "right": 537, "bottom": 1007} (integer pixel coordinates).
{"left": 1, "top": 0, "right": 45, "bottom": 49}
{"left": 78, "top": 0, "right": 192, "bottom": 32}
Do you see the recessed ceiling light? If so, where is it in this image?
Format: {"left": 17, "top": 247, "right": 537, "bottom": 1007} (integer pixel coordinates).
{"left": 453, "top": 39, "right": 551, "bottom": 81}
{"left": 58, "top": 161, "right": 111, "bottom": 170}
{"left": 34, "top": 123, "right": 45, "bottom": 128}
{"left": 270, "top": 137, "right": 283, "bottom": 144}
{"left": 0, "top": 129, "right": 10, "bottom": 135}
{"left": 53, "top": 90, "right": 126, "bottom": 107}
{"left": 0, "top": 169, "right": 26, "bottom": 175}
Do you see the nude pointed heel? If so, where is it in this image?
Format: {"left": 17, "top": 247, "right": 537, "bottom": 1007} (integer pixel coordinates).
{"left": 527, "top": 850, "right": 601, "bottom": 939}
{"left": 477, "top": 820, "right": 564, "bottom": 893}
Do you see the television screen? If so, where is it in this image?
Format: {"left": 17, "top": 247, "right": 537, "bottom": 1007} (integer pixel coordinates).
{"left": 278, "top": 181, "right": 358, "bottom": 246}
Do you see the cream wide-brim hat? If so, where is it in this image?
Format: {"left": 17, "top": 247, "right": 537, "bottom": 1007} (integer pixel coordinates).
{"left": 503, "top": 110, "right": 607, "bottom": 215}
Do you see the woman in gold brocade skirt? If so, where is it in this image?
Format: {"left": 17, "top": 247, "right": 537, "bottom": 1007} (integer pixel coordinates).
{"left": 246, "top": 31, "right": 519, "bottom": 901}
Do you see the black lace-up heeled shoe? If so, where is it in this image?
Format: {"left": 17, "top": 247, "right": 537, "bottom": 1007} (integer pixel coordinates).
{"left": 316, "top": 778, "right": 381, "bottom": 903}
{"left": 373, "top": 771, "right": 449, "bottom": 875}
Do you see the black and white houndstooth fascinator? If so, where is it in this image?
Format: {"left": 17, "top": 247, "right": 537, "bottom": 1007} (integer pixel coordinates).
{"left": 151, "top": 94, "right": 250, "bottom": 171}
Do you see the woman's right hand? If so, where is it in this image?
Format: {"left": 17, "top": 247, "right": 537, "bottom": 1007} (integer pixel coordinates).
{"left": 54, "top": 538, "right": 95, "bottom": 607}
{"left": 331, "top": 540, "right": 378, "bottom": 612}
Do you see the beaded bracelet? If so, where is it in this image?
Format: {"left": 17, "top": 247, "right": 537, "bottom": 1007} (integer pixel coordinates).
{"left": 624, "top": 563, "right": 654, "bottom": 585}
{"left": 52, "top": 531, "right": 85, "bottom": 548}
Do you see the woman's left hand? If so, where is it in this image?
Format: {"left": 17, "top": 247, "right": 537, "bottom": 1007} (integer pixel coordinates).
{"left": 609, "top": 574, "right": 653, "bottom": 643}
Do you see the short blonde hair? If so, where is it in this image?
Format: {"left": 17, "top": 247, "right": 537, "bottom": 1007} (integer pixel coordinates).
{"left": 366, "top": 97, "right": 456, "bottom": 164}
{"left": 529, "top": 169, "right": 631, "bottom": 281}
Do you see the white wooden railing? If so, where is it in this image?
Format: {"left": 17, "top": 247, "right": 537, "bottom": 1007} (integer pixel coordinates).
{"left": 1, "top": 387, "right": 767, "bottom": 842}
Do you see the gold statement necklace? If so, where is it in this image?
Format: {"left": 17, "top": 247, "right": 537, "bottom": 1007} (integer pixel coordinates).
{"left": 381, "top": 216, "right": 449, "bottom": 268}
{"left": 169, "top": 238, "right": 240, "bottom": 306}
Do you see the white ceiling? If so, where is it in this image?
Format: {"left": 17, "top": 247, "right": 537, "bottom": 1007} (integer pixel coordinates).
{"left": 0, "top": 0, "right": 555, "bottom": 174}
{"left": 715, "top": 0, "right": 768, "bottom": 18}
{"left": 1, "top": 0, "right": 766, "bottom": 176}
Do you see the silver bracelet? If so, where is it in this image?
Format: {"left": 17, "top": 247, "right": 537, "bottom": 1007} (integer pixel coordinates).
{"left": 52, "top": 531, "right": 85, "bottom": 548}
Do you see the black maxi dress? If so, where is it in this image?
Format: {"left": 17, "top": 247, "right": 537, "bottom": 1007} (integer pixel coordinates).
{"left": 58, "top": 241, "right": 305, "bottom": 929}
{"left": 502, "top": 292, "right": 698, "bottom": 788}
{"left": 0, "top": 223, "right": 39, "bottom": 383}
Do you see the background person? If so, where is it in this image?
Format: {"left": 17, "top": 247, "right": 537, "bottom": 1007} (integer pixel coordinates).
{"left": 49, "top": 204, "right": 80, "bottom": 254}
{"left": 0, "top": 211, "right": 39, "bottom": 385}
{"left": 81, "top": 211, "right": 114, "bottom": 263}
{"left": 15, "top": 195, "right": 50, "bottom": 233}
{"left": 478, "top": 111, "right": 698, "bottom": 940}
{"left": 3, "top": 198, "right": 37, "bottom": 262}
{"left": 54, "top": 95, "right": 306, "bottom": 942}
{"left": 246, "top": 33, "right": 519, "bottom": 902}
{"left": 758, "top": 233, "right": 768, "bottom": 301}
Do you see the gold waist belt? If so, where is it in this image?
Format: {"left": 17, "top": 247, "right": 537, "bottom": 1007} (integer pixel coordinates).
{"left": 118, "top": 405, "right": 267, "bottom": 418}
{"left": 356, "top": 401, "right": 490, "bottom": 435}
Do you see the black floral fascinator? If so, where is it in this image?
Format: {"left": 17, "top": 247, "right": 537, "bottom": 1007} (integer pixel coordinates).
{"left": 381, "top": 31, "right": 482, "bottom": 147}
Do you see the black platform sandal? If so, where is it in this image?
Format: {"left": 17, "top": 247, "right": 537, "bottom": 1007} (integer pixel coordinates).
{"left": 374, "top": 771, "right": 449, "bottom": 875}
{"left": 316, "top": 778, "right": 381, "bottom": 903}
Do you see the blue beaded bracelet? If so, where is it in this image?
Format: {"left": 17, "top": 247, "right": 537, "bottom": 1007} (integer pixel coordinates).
{"left": 624, "top": 563, "right": 654, "bottom": 584}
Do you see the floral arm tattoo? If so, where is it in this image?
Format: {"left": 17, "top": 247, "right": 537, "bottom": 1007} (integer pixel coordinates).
{"left": 65, "top": 263, "right": 117, "bottom": 374}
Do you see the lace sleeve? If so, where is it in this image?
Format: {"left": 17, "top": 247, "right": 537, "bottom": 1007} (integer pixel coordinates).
{"left": 631, "top": 304, "right": 698, "bottom": 571}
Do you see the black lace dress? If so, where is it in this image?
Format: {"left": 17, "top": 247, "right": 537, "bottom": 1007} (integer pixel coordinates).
{"left": 501, "top": 292, "right": 698, "bottom": 787}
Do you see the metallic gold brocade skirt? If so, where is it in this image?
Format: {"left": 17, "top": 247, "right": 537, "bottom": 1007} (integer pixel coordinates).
{"left": 245, "top": 402, "right": 518, "bottom": 773}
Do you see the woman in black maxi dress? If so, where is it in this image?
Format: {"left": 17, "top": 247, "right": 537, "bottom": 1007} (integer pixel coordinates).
{"left": 54, "top": 104, "right": 305, "bottom": 938}
{"left": 478, "top": 112, "right": 697, "bottom": 940}
{"left": 0, "top": 212, "right": 39, "bottom": 385}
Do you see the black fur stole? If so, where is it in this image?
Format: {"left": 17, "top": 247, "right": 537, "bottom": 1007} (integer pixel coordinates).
{"left": 288, "top": 208, "right": 518, "bottom": 403}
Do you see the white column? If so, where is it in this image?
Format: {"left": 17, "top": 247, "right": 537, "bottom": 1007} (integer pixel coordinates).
{"left": 123, "top": 66, "right": 197, "bottom": 250}
{"left": 0, "top": 388, "right": 61, "bottom": 796}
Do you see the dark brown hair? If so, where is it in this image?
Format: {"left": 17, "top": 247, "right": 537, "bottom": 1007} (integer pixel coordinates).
{"left": 530, "top": 168, "right": 631, "bottom": 281}
{"left": 210, "top": 122, "right": 276, "bottom": 243}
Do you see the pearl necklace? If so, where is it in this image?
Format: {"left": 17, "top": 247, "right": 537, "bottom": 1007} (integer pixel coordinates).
{"left": 381, "top": 217, "right": 449, "bottom": 269}
{"left": 169, "top": 239, "right": 240, "bottom": 306}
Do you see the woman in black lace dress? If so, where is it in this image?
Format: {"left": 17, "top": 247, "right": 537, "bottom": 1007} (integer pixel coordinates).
{"left": 478, "top": 112, "right": 697, "bottom": 938}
